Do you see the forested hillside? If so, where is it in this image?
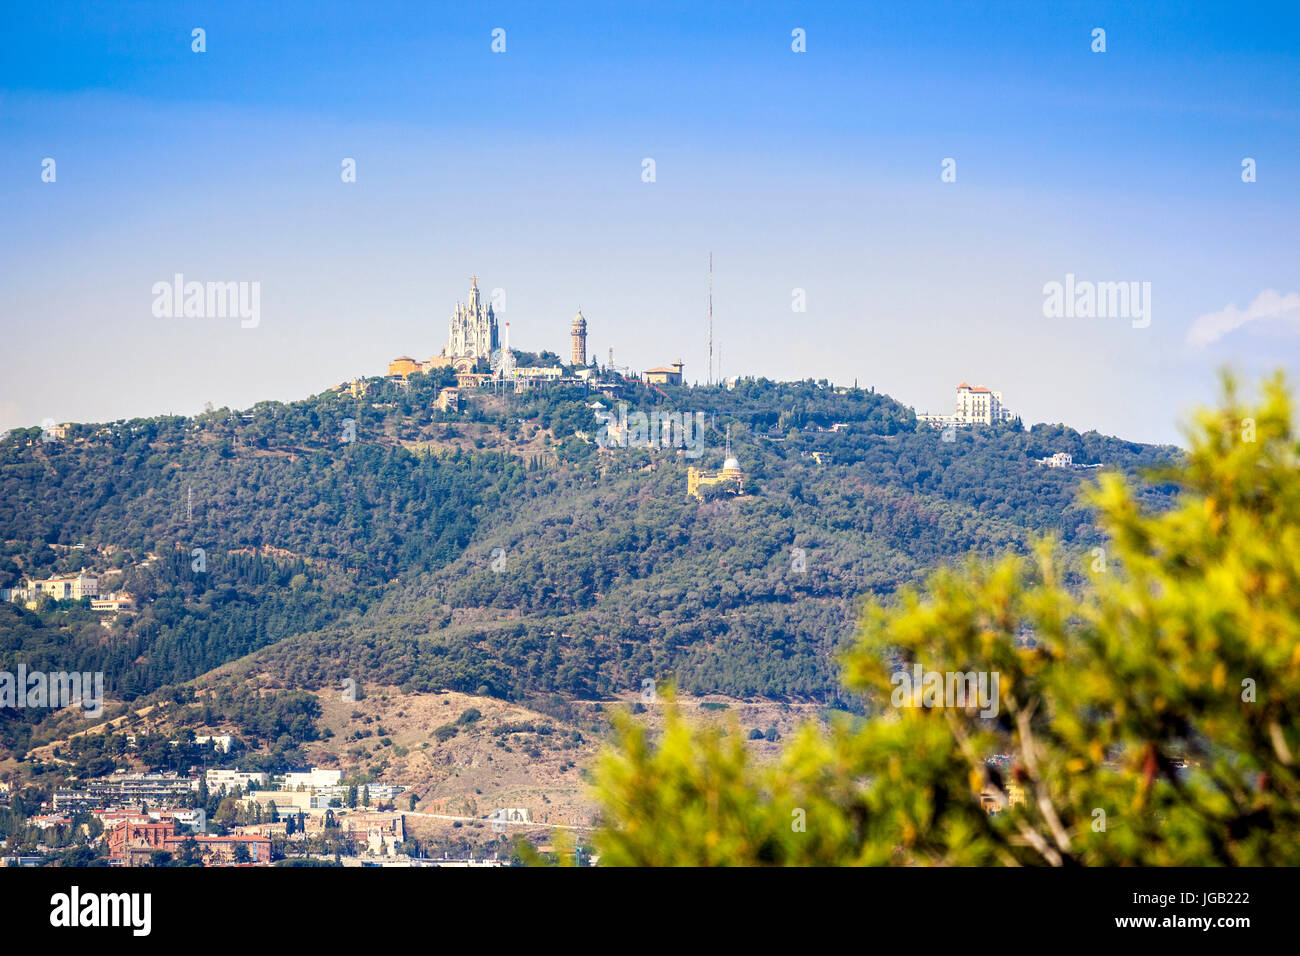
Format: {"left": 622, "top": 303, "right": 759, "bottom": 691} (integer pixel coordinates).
{"left": 0, "top": 373, "right": 1179, "bottom": 756}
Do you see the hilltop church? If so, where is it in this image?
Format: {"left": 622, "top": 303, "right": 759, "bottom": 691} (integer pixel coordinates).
{"left": 445, "top": 276, "right": 498, "bottom": 373}
{"left": 386, "top": 276, "right": 500, "bottom": 379}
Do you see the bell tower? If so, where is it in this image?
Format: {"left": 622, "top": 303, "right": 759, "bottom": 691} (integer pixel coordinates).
{"left": 570, "top": 309, "right": 587, "bottom": 366}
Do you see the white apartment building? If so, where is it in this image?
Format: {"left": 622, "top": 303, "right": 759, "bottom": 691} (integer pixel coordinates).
{"left": 10, "top": 573, "right": 99, "bottom": 605}
{"left": 282, "top": 767, "right": 342, "bottom": 791}
{"left": 919, "top": 383, "right": 1014, "bottom": 428}
{"left": 309, "top": 783, "right": 406, "bottom": 806}
{"left": 513, "top": 366, "right": 564, "bottom": 380}
{"left": 206, "top": 769, "right": 269, "bottom": 793}
{"left": 1037, "top": 452, "right": 1073, "bottom": 468}
{"left": 248, "top": 790, "right": 330, "bottom": 814}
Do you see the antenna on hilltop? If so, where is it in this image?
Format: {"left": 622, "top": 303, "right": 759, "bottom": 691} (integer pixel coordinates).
{"left": 708, "top": 252, "right": 713, "bottom": 387}
{"left": 491, "top": 321, "right": 514, "bottom": 392}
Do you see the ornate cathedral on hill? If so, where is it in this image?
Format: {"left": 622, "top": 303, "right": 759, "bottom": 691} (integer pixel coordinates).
{"left": 388, "top": 275, "right": 596, "bottom": 382}
{"left": 446, "top": 276, "right": 499, "bottom": 373}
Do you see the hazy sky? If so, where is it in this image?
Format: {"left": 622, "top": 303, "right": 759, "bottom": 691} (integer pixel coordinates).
{"left": 2, "top": 1, "right": 1297, "bottom": 445}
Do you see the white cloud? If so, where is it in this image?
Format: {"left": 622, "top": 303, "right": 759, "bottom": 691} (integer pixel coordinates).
{"left": 1186, "top": 289, "right": 1300, "bottom": 348}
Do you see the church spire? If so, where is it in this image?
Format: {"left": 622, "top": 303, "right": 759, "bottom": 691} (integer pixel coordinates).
{"left": 447, "top": 274, "right": 498, "bottom": 367}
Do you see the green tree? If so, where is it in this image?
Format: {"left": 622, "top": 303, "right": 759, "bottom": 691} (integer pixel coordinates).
{"left": 591, "top": 373, "right": 1300, "bottom": 866}
{"left": 175, "top": 836, "right": 201, "bottom": 866}
{"left": 214, "top": 797, "right": 241, "bottom": 828}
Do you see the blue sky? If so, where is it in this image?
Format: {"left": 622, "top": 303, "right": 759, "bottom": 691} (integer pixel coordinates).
{"left": 2, "top": 0, "right": 1297, "bottom": 444}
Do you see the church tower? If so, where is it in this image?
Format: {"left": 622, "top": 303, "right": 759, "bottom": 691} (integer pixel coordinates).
{"left": 570, "top": 309, "right": 587, "bottom": 366}
{"left": 446, "top": 276, "right": 498, "bottom": 372}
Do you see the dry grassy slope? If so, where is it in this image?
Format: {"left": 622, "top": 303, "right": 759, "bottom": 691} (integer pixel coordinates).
{"left": 312, "top": 687, "right": 596, "bottom": 825}
{"left": 24, "top": 701, "right": 171, "bottom": 764}
{"left": 305, "top": 686, "right": 820, "bottom": 841}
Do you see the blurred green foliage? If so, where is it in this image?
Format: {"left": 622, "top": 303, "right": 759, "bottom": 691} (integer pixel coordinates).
{"left": 592, "top": 373, "right": 1300, "bottom": 865}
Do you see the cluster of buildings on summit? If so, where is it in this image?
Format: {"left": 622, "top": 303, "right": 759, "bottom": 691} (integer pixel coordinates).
{"left": 382, "top": 276, "right": 685, "bottom": 392}
{"left": 362, "top": 278, "right": 1026, "bottom": 442}
{"left": 365, "top": 275, "right": 1090, "bottom": 485}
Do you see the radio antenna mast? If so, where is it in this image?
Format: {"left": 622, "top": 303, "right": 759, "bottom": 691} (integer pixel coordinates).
{"left": 708, "top": 252, "right": 713, "bottom": 386}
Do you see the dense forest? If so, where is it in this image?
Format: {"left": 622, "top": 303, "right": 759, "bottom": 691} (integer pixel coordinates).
{"left": 0, "top": 372, "right": 1179, "bottom": 757}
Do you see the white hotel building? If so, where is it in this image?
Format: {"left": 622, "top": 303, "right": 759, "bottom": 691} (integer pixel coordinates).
{"left": 919, "top": 383, "right": 1014, "bottom": 428}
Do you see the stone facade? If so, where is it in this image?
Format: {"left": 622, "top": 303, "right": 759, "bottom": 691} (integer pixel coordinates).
{"left": 645, "top": 361, "right": 684, "bottom": 386}
{"left": 571, "top": 309, "right": 587, "bottom": 366}
{"left": 446, "top": 277, "right": 498, "bottom": 373}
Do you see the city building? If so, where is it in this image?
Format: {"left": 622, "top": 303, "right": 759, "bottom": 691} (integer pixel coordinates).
{"left": 206, "top": 769, "right": 269, "bottom": 793}
{"left": 108, "top": 820, "right": 272, "bottom": 867}
{"left": 53, "top": 773, "right": 198, "bottom": 811}
{"left": 435, "top": 387, "right": 460, "bottom": 412}
{"left": 29, "top": 814, "right": 71, "bottom": 830}
{"left": 360, "top": 784, "right": 407, "bottom": 803}
{"left": 919, "top": 383, "right": 1014, "bottom": 428}
{"left": 282, "top": 767, "right": 342, "bottom": 791}
{"left": 90, "top": 594, "right": 133, "bottom": 612}
{"left": 571, "top": 309, "right": 587, "bottom": 365}
{"left": 234, "top": 821, "right": 289, "bottom": 839}
{"left": 513, "top": 366, "right": 564, "bottom": 381}
{"left": 91, "top": 810, "right": 154, "bottom": 829}
{"left": 645, "top": 361, "right": 685, "bottom": 386}
{"left": 249, "top": 790, "right": 322, "bottom": 814}
{"left": 336, "top": 810, "right": 405, "bottom": 840}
